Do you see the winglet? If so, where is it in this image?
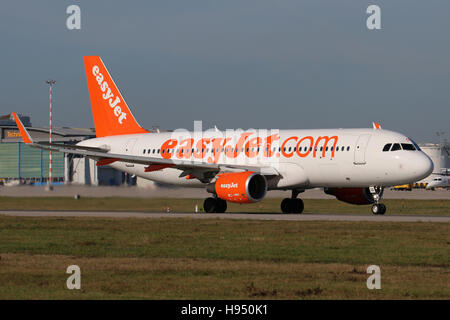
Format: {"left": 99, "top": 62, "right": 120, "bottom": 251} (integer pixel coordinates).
{"left": 372, "top": 122, "right": 382, "bottom": 130}
{"left": 12, "top": 112, "right": 33, "bottom": 144}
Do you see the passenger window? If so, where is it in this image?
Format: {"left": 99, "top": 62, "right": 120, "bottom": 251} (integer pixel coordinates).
{"left": 143, "top": 149, "right": 146, "bottom": 154}
{"left": 346, "top": 146, "right": 350, "bottom": 151}
{"left": 391, "top": 143, "right": 401, "bottom": 151}
{"left": 382, "top": 143, "right": 392, "bottom": 152}
{"left": 401, "top": 143, "right": 415, "bottom": 151}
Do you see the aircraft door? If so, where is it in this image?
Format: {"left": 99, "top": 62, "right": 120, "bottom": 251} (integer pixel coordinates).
{"left": 353, "top": 134, "right": 371, "bottom": 165}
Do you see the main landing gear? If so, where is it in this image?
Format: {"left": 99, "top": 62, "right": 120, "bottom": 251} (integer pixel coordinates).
{"left": 369, "top": 186, "right": 386, "bottom": 215}
{"left": 203, "top": 197, "right": 227, "bottom": 213}
{"left": 281, "top": 190, "right": 304, "bottom": 214}
{"left": 371, "top": 203, "right": 386, "bottom": 215}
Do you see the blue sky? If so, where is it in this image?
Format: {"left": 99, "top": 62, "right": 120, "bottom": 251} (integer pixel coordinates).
{"left": 1, "top": 1, "right": 449, "bottom": 143}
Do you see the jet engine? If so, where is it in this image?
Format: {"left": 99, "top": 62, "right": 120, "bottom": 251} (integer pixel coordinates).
{"left": 208, "top": 171, "right": 267, "bottom": 203}
{"left": 324, "top": 187, "right": 375, "bottom": 205}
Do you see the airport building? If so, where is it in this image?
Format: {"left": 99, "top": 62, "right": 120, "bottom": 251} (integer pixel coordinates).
{"left": 0, "top": 114, "right": 131, "bottom": 186}
{"left": 419, "top": 143, "right": 450, "bottom": 171}
{"left": 416, "top": 143, "right": 450, "bottom": 187}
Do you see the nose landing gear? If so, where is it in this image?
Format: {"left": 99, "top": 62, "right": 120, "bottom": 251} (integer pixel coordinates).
{"left": 369, "top": 186, "right": 386, "bottom": 215}
{"left": 371, "top": 203, "right": 386, "bottom": 215}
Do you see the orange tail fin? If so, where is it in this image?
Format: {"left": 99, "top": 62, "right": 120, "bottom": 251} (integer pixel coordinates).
{"left": 83, "top": 56, "right": 149, "bottom": 137}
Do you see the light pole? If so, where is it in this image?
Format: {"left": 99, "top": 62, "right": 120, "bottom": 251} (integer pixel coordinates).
{"left": 46, "top": 79, "right": 56, "bottom": 191}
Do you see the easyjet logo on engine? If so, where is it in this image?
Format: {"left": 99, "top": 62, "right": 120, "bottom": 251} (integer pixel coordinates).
{"left": 221, "top": 183, "right": 238, "bottom": 189}
{"left": 92, "top": 65, "right": 127, "bottom": 124}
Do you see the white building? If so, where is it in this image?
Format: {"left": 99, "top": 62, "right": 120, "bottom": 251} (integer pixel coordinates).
{"left": 416, "top": 143, "right": 449, "bottom": 188}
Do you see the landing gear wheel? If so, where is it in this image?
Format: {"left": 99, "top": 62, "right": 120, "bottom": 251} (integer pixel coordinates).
{"left": 379, "top": 203, "right": 386, "bottom": 215}
{"left": 281, "top": 198, "right": 293, "bottom": 213}
{"left": 292, "top": 198, "right": 304, "bottom": 214}
{"left": 215, "top": 199, "right": 227, "bottom": 213}
{"left": 281, "top": 198, "right": 304, "bottom": 214}
{"left": 371, "top": 203, "right": 386, "bottom": 215}
{"left": 203, "top": 197, "right": 227, "bottom": 213}
{"left": 204, "top": 197, "right": 217, "bottom": 213}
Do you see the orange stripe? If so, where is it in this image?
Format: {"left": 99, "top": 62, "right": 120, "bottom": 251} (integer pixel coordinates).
{"left": 96, "top": 158, "right": 120, "bottom": 166}
{"left": 144, "top": 164, "right": 175, "bottom": 172}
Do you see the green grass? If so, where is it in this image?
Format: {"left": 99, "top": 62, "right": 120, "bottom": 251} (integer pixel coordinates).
{"left": 1, "top": 197, "right": 450, "bottom": 215}
{"left": 0, "top": 216, "right": 448, "bottom": 299}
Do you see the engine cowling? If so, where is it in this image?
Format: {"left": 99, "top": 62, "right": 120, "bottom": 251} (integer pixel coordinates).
{"left": 209, "top": 172, "right": 267, "bottom": 203}
{"left": 324, "top": 187, "right": 375, "bottom": 205}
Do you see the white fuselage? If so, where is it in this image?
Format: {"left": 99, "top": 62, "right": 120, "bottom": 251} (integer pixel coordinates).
{"left": 426, "top": 173, "right": 450, "bottom": 189}
{"left": 78, "top": 128, "right": 433, "bottom": 190}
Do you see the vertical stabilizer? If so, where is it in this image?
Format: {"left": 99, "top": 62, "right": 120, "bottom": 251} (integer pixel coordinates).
{"left": 83, "top": 56, "right": 149, "bottom": 137}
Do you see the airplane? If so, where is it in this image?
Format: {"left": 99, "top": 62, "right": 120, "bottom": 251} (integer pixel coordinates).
{"left": 426, "top": 170, "right": 450, "bottom": 189}
{"left": 11, "top": 56, "right": 434, "bottom": 215}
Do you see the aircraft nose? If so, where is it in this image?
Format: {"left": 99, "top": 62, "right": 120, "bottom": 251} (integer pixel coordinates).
{"left": 414, "top": 153, "right": 434, "bottom": 180}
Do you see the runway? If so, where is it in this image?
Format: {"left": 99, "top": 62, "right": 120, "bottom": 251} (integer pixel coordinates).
{"left": 0, "top": 210, "right": 449, "bottom": 222}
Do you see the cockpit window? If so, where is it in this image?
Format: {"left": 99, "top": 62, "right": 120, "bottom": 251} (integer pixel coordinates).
{"left": 391, "top": 143, "right": 401, "bottom": 151}
{"left": 382, "top": 143, "right": 392, "bottom": 152}
{"left": 401, "top": 143, "right": 416, "bottom": 151}
{"left": 408, "top": 138, "right": 421, "bottom": 151}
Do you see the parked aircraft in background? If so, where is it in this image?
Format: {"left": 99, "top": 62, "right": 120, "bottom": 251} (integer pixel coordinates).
{"left": 12, "top": 56, "right": 434, "bottom": 215}
{"left": 426, "top": 170, "right": 450, "bottom": 189}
